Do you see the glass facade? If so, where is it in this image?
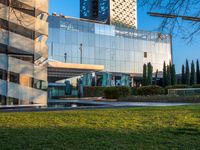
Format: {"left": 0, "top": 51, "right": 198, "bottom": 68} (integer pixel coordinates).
{"left": 98, "top": 0, "right": 109, "bottom": 22}
{"left": 48, "top": 16, "right": 172, "bottom": 75}
{"left": 80, "top": 0, "right": 93, "bottom": 19}
{"left": 0, "top": 0, "right": 48, "bottom": 106}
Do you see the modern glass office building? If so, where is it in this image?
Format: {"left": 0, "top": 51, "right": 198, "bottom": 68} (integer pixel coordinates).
{"left": 80, "top": 0, "right": 110, "bottom": 23}
{"left": 80, "top": 0, "right": 137, "bottom": 28}
{"left": 48, "top": 15, "right": 172, "bottom": 77}
{"left": 0, "top": 0, "right": 49, "bottom": 106}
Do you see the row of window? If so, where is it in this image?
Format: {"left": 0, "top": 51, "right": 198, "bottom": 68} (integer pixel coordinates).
{"left": 0, "top": 95, "right": 38, "bottom": 105}
{"left": 49, "top": 16, "right": 170, "bottom": 42}
{"left": 0, "top": 69, "right": 47, "bottom": 91}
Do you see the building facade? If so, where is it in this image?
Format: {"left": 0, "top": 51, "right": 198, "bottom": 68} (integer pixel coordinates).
{"left": 0, "top": 0, "right": 48, "bottom": 106}
{"left": 48, "top": 15, "right": 172, "bottom": 76}
{"left": 80, "top": 0, "right": 137, "bottom": 28}
{"left": 80, "top": 0, "right": 109, "bottom": 23}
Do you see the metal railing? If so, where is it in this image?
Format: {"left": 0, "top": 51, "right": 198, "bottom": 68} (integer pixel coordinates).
{"left": 168, "top": 88, "right": 200, "bottom": 96}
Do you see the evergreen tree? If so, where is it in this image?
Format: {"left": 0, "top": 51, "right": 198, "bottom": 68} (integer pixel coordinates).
{"left": 163, "top": 61, "right": 167, "bottom": 87}
{"left": 186, "top": 59, "right": 190, "bottom": 85}
{"left": 190, "top": 60, "right": 195, "bottom": 85}
{"left": 147, "top": 62, "right": 153, "bottom": 85}
{"left": 166, "top": 65, "right": 171, "bottom": 86}
{"left": 181, "top": 64, "right": 185, "bottom": 84}
{"left": 171, "top": 64, "right": 177, "bottom": 85}
{"left": 169, "top": 61, "right": 172, "bottom": 76}
{"left": 154, "top": 69, "right": 158, "bottom": 85}
{"left": 142, "top": 64, "right": 147, "bottom": 86}
{"left": 197, "top": 59, "right": 200, "bottom": 84}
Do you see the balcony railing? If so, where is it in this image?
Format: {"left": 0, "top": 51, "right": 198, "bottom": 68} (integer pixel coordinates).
{"left": 7, "top": 81, "right": 47, "bottom": 105}
{"left": 17, "top": 0, "right": 48, "bottom": 13}
{"left": 0, "top": 3, "right": 48, "bottom": 36}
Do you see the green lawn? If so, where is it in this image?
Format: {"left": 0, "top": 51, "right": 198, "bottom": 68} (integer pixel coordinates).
{"left": 0, "top": 105, "right": 200, "bottom": 150}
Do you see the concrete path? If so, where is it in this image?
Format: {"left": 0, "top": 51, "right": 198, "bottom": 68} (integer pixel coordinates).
{"left": 0, "top": 99, "right": 197, "bottom": 113}
{"left": 49, "top": 99, "right": 194, "bottom": 107}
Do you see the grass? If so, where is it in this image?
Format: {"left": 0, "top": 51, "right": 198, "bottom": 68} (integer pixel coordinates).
{"left": 0, "top": 105, "right": 200, "bottom": 150}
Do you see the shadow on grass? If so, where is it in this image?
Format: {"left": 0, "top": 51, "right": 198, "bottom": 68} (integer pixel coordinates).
{"left": 0, "top": 126, "right": 199, "bottom": 150}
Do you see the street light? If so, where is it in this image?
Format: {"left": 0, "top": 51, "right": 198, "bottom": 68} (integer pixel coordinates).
{"left": 147, "top": 12, "right": 200, "bottom": 22}
{"left": 80, "top": 43, "right": 83, "bottom": 64}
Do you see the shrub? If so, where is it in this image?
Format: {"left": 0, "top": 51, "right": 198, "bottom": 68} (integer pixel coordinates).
{"left": 83, "top": 86, "right": 106, "bottom": 97}
{"left": 131, "top": 87, "right": 137, "bottom": 95}
{"left": 104, "top": 86, "right": 131, "bottom": 99}
{"left": 136, "top": 85, "right": 165, "bottom": 96}
{"left": 192, "top": 84, "right": 200, "bottom": 88}
{"left": 104, "top": 87, "right": 119, "bottom": 99}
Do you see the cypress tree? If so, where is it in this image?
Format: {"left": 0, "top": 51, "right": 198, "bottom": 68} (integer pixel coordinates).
{"left": 142, "top": 64, "right": 147, "bottom": 86}
{"left": 181, "top": 64, "right": 185, "bottom": 84}
{"left": 155, "top": 69, "right": 158, "bottom": 85}
{"left": 147, "top": 62, "right": 153, "bottom": 85}
{"left": 169, "top": 61, "right": 172, "bottom": 76}
{"left": 163, "top": 61, "right": 167, "bottom": 87}
{"left": 186, "top": 59, "right": 190, "bottom": 85}
{"left": 196, "top": 59, "right": 200, "bottom": 84}
{"left": 190, "top": 60, "right": 195, "bottom": 85}
{"left": 166, "top": 65, "right": 171, "bottom": 86}
{"left": 171, "top": 64, "right": 176, "bottom": 85}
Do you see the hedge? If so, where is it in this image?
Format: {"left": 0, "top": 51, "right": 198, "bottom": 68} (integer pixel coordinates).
{"left": 136, "top": 85, "right": 165, "bottom": 96}
{"left": 83, "top": 86, "right": 106, "bottom": 97}
{"left": 131, "top": 87, "right": 137, "bottom": 95}
{"left": 84, "top": 84, "right": 200, "bottom": 98}
{"left": 192, "top": 84, "right": 200, "bottom": 88}
{"left": 104, "top": 86, "right": 131, "bottom": 99}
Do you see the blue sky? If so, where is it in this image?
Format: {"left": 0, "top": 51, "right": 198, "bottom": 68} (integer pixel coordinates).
{"left": 49, "top": 0, "right": 200, "bottom": 73}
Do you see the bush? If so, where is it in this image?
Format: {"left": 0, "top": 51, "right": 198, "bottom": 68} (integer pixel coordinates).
{"left": 104, "top": 86, "right": 131, "bottom": 99}
{"left": 131, "top": 87, "right": 137, "bottom": 95}
{"left": 84, "top": 86, "right": 106, "bottom": 97}
{"left": 136, "top": 85, "right": 165, "bottom": 96}
{"left": 192, "top": 84, "right": 200, "bottom": 88}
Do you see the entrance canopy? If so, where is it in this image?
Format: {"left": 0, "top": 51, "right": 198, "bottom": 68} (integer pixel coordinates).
{"left": 48, "top": 60, "right": 104, "bottom": 82}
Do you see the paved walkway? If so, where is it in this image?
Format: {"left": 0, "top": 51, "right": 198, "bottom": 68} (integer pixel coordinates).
{"left": 49, "top": 99, "right": 194, "bottom": 107}
{"left": 0, "top": 99, "right": 197, "bottom": 112}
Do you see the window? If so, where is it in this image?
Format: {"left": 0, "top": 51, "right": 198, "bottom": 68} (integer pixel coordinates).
{"left": 0, "top": 95, "right": 6, "bottom": 105}
{"left": 0, "top": 69, "right": 7, "bottom": 80}
{"left": 9, "top": 72, "right": 19, "bottom": 84}
{"left": 40, "top": 13, "right": 45, "bottom": 20}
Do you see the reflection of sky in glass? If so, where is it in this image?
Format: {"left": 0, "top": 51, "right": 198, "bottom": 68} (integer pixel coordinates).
{"left": 48, "top": 16, "right": 172, "bottom": 74}
{"left": 80, "top": 0, "right": 90, "bottom": 17}
{"left": 95, "top": 24, "right": 115, "bottom": 36}
{"left": 98, "top": 0, "right": 109, "bottom": 22}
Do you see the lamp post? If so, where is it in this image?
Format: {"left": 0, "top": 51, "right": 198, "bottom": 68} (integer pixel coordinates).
{"left": 80, "top": 43, "right": 83, "bottom": 64}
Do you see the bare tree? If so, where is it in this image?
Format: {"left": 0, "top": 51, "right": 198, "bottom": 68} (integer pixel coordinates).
{"left": 139, "top": 0, "right": 200, "bottom": 42}
{"left": 0, "top": 0, "right": 46, "bottom": 30}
